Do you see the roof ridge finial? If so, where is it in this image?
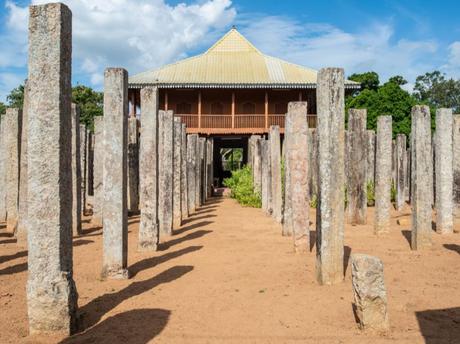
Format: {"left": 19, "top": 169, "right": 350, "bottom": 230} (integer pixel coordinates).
{"left": 232, "top": 25, "right": 237, "bottom": 30}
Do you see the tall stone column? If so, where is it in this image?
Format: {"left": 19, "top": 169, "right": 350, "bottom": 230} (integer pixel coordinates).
{"left": 17, "top": 82, "right": 30, "bottom": 247}
{"left": 411, "top": 105, "right": 433, "bottom": 250}
{"left": 391, "top": 140, "right": 396, "bottom": 190}
{"left": 138, "top": 87, "right": 159, "bottom": 251}
{"left": 453, "top": 115, "right": 460, "bottom": 216}
{"left": 85, "top": 130, "right": 93, "bottom": 204}
{"left": 0, "top": 116, "right": 6, "bottom": 221}
{"left": 127, "top": 116, "right": 139, "bottom": 213}
{"left": 285, "top": 102, "right": 310, "bottom": 251}
{"left": 102, "top": 68, "right": 129, "bottom": 279}
{"left": 253, "top": 137, "right": 262, "bottom": 194}
{"left": 375, "top": 116, "right": 392, "bottom": 235}
{"left": 187, "top": 134, "right": 198, "bottom": 214}
{"left": 199, "top": 138, "right": 206, "bottom": 205}
{"left": 158, "top": 110, "right": 174, "bottom": 236}
{"left": 71, "top": 104, "right": 82, "bottom": 236}
{"left": 206, "top": 139, "right": 213, "bottom": 199}
{"left": 26, "top": 3, "right": 78, "bottom": 334}
{"left": 269, "top": 125, "right": 282, "bottom": 223}
{"left": 92, "top": 116, "right": 104, "bottom": 226}
{"left": 435, "top": 108, "right": 453, "bottom": 234}
{"left": 80, "top": 124, "right": 87, "bottom": 216}
{"left": 395, "top": 134, "right": 407, "bottom": 211}
{"left": 4, "top": 108, "right": 22, "bottom": 233}
{"left": 195, "top": 138, "right": 203, "bottom": 208}
{"left": 283, "top": 112, "right": 294, "bottom": 237}
{"left": 307, "top": 129, "right": 318, "bottom": 200}
{"left": 172, "top": 117, "right": 182, "bottom": 228}
{"left": 261, "top": 139, "right": 272, "bottom": 214}
{"left": 180, "top": 123, "right": 189, "bottom": 219}
{"left": 366, "top": 130, "right": 376, "bottom": 185}
{"left": 316, "top": 68, "right": 345, "bottom": 285}
{"left": 346, "top": 109, "right": 367, "bottom": 225}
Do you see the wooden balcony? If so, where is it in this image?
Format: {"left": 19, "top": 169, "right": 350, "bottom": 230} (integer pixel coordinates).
{"left": 175, "top": 114, "right": 317, "bottom": 134}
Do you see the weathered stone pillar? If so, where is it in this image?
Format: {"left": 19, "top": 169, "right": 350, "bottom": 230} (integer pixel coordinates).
{"left": 199, "top": 138, "right": 206, "bottom": 205}
{"left": 17, "top": 82, "right": 29, "bottom": 247}
{"left": 435, "top": 108, "right": 453, "bottom": 234}
{"left": 80, "top": 124, "right": 87, "bottom": 216}
{"left": 253, "top": 137, "right": 262, "bottom": 194}
{"left": 391, "top": 140, "right": 396, "bottom": 189}
{"left": 411, "top": 105, "right": 433, "bottom": 250}
{"left": 4, "top": 108, "right": 22, "bottom": 233}
{"left": 351, "top": 254, "right": 389, "bottom": 333}
{"left": 138, "top": 87, "right": 159, "bottom": 251}
{"left": 261, "top": 139, "right": 272, "bottom": 214}
{"left": 86, "top": 130, "right": 94, "bottom": 199}
{"left": 366, "top": 130, "right": 376, "bottom": 185}
{"left": 269, "top": 125, "right": 282, "bottom": 223}
{"left": 283, "top": 112, "right": 293, "bottom": 237}
{"left": 206, "top": 139, "right": 213, "bottom": 199}
{"left": 71, "top": 104, "right": 82, "bottom": 236}
{"left": 180, "top": 123, "right": 189, "bottom": 219}
{"left": 285, "top": 102, "right": 309, "bottom": 251}
{"left": 92, "top": 116, "right": 104, "bottom": 226}
{"left": 346, "top": 109, "right": 367, "bottom": 225}
{"left": 375, "top": 116, "right": 392, "bottom": 235}
{"left": 187, "top": 134, "right": 198, "bottom": 214}
{"left": 172, "top": 117, "right": 182, "bottom": 228}
{"left": 127, "top": 116, "right": 139, "bottom": 213}
{"left": 194, "top": 137, "right": 201, "bottom": 209}
{"left": 395, "top": 134, "right": 407, "bottom": 211}
{"left": 158, "top": 110, "right": 174, "bottom": 236}
{"left": 307, "top": 129, "right": 318, "bottom": 200}
{"left": 453, "top": 115, "right": 460, "bottom": 216}
{"left": 102, "top": 68, "right": 129, "bottom": 279}
{"left": 316, "top": 68, "right": 345, "bottom": 285}
{"left": 0, "top": 115, "right": 6, "bottom": 221}
{"left": 27, "top": 3, "right": 78, "bottom": 334}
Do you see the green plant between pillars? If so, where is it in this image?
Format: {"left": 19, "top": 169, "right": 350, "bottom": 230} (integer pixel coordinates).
{"left": 223, "top": 166, "right": 261, "bottom": 208}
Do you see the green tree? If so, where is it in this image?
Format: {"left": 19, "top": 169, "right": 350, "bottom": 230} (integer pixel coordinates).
{"left": 413, "top": 71, "right": 460, "bottom": 112}
{"left": 6, "top": 84, "right": 25, "bottom": 109}
{"left": 0, "top": 102, "right": 6, "bottom": 116}
{"left": 348, "top": 71, "right": 380, "bottom": 92}
{"left": 72, "top": 85, "right": 103, "bottom": 130}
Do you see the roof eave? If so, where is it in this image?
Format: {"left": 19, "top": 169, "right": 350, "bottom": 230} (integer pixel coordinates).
{"left": 128, "top": 82, "right": 361, "bottom": 90}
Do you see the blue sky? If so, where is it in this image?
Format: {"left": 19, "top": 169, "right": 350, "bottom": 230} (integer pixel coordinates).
{"left": 0, "top": 0, "right": 459, "bottom": 102}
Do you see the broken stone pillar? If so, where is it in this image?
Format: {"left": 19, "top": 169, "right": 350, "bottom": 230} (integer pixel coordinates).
{"left": 102, "top": 68, "right": 129, "bottom": 279}
{"left": 71, "top": 104, "right": 82, "bottom": 236}
{"left": 180, "top": 123, "right": 188, "bottom": 219}
{"left": 269, "top": 125, "right": 282, "bottom": 223}
{"left": 127, "top": 116, "right": 139, "bottom": 213}
{"left": 92, "top": 116, "right": 104, "bottom": 226}
{"left": 395, "top": 134, "right": 407, "bottom": 211}
{"left": 80, "top": 124, "right": 87, "bottom": 216}
{"left": 366, "top": 130, "right": 376, "bottom": 185}
{"left": 411, "top": 105, "right": 433, "bottom": 250}
{"left": 453, "top": 115, "right": 460, "bottom": 215}
{"left": 138, "top": 87, "right": 159, "bottom": 251}
{"left": 4, "top": 108, "right": 22, "bottom": 233}
{"left": 0, "top": 115, "right": 6, "bottom": 221}
{"left": 316, "top": 68, "right": 345, "bottom": 285}
{"left": 285, "top": 102, "right": 309, "bottom": 251}
{"left": 26, "top": 3, "right": 78, "bottom": 334}
{"left": 173, "top": 117, "right": 182, "bottom": 228}
{"left": 17, "top": 82, "right": 29, "bottom": 247}
{"left": 346, "top": 109, "right": 367, "bottom": 225}
{"left": 307, "top": 129, "right": 318, "bottom": 200}
{"left": 158, "top": 110, "right": 174, "bottom": 236}
{"left": 351, "top": 254, "right": 389, "bottom": 333}
{"left": 375, "top": 116, "right": 392, "bottom": 235}
{"left": 187, "top": 134, "right": 198, "bottom": 214}
{"left": 435, "top": 109, "right": 453, "bottom": 234}
{"left": 261, "top": 139, "right": 272, "bottom": 214}
{"left": 253, "top": 137, "right": 262, "bottom": 194}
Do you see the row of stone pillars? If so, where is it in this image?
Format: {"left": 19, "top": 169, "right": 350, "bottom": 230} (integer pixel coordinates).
{"left": 0, "top": 3, "right": 215, "bottom": 336}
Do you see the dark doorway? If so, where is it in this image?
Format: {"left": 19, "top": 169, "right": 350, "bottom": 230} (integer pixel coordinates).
{"left": 212, "top": 136, "right": 249, "bottom": 186}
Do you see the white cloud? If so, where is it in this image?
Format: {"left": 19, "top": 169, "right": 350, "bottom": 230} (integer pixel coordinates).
{"left": 442, "top": 41, "right": 460, "bottom": 77}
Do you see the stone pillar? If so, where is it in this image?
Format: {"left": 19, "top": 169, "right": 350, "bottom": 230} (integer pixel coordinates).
{"left": 346, "top": 109, "right": 367, "bottom": 225}
{"left": 261, "top": 139, "right": 272, "bottom": 214}
{"left": 187, "top": 134, "right": 198, "bottom": 214}
{"left": 85, "top": 130, "right": 93, "bottom": 207}
{"left": 316, "top": 68, "right": 345, "bottom": 285}
{"left": 173, "top": 117, "right": 182, "bottom": 228}
{"left": 138, "top": 87, "right": 159, "bottom": 251}
{"left": 453, "top": 115, "right": 460, "bottom": 216}
{"left": 395, "top": 134, "right": 407, "bottom": 211}
{"left": 199, "top": 138, "right": 206, "bottom": 205}
{"left": 158, "top": 110, "right": 174, "bottom": 236}
{"left": 411, "top": 105, "right": 433, "bottom": 250}
{"left": 283, "top": 112, "right": 293, "bottom": 237}
{"left": 180, "top": 123, "right": 189, "bottom": 219}
{"left": 0, "top": 116, "right": 6, "bottom": 221}
{"left": 269, "top": 125, "right": 282, "bottom": 223}
{"left": 80, "top": 124, "right": 87, "bottom": 216}
{"left": 71, "top": 104, "right": 82, "bottom": 236}
{"left": 92, "top": 116, "right": 104, "bottom": 226}
{"left": 4, "top": 108, "right": 22, "bottom": 233}
{"left": 102, "top": 68, "right": 129, "bottom": 279}
{"left": 366, "top": 130, "right": 376, "bottom": 186}
{"left": 253, "top": 137, "right": 262, "bottom": 194}
{"left": 435, "top": 109, "right": 453, "bottom": 234}
{"left": 307, "top": 129, "right": 318, "bottom": 200}
{"left": 17, "top": 82, "right": 29, "bottom": 247}
{"left": 127, "top": 116, "right": 139, "bottom": 213}
{"left": 351, "top": 254, "right": 389, "bottom": 333}
{"left": 195, "top": 138, "right": 203, "bottom": 208}
{"left": 375, "top": 116, "right": 392, "bottom": 235}
{"left": 391, "top": 140, "right": 396, "bottom": 190}
{"left": 27, "top": 3, "right": 78, "bottom": 334}
{"left": 285, "top": 102, "right": 309, "bottom": 251}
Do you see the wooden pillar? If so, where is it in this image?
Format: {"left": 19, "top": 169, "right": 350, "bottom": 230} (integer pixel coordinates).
{"left": 198, "top": 90, "right": 202, "bottom": 128}
{"left": 264, "top": 91, "right": 269, "bottom": 129}
{"left": 165, "top": 91, "right": 169, "bottom": 111}
{"left": 231, "top": 91, "right": 235, "bottom": 129}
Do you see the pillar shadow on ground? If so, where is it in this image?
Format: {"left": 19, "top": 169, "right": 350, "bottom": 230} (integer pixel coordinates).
{"left": 73, "top": 239, "right": 94, "bottom": 247}
{"left": 415, "top": 307, "right": 460, "bottom": 344}
{"left": 174, "top": 221, "right": 214, "bottom": 236}
{"left": 181, "top": 215, "right": 216, "bottom": 225}
{"left": 443, "top": 244, "right": 460, "bottom": 255}
{"left": 0, "top": 250, "right": 27, "bottom": 264}
{"left": 78, "top": 265, "right": 193, "bottom": 331}
{"left": 61, "top": 308, "right": 171, "bottom": 344}
{"left": 0, "top": 239, "right": 16, "bottom": 245}
{"left": 0, "top": 232, "right": 13, "bottom": 238}
{"left": 160, "top": 230, "right": 212, "bottom": 250}
{"left": 0, "top": 262, "right": 27, "bottom": 276}
{"left": 189, "top": 209, "right": 216, "bottom": 217}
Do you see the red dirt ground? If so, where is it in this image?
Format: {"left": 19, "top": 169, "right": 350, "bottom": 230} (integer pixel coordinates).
{"left": 1, "top": 197, "right": 459, "bottom": 343}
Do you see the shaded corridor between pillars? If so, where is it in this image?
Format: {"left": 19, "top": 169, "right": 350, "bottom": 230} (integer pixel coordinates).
{"left": 1, "top": 197, "right": 460, "bottom": 343}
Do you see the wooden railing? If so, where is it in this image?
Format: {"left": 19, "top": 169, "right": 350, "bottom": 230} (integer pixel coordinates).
{"left": 201, "top": 115, "right": 232, "bottom": 128}
{"left": 235, "top": 114, "right": 265, "bottom": 128}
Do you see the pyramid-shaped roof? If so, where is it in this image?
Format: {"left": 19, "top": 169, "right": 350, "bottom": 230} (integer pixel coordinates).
{"left": 129, "top": 28, "right": 358, "bottom": 89}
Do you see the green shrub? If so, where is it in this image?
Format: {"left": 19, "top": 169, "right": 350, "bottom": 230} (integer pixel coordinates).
{"left": 367, "top": 181, "right": 375, "bottom": 206}
{"left": 310, "top": 194, "right": 317, "bottom": 208}
{"left": 223, "top": 166, "right": 261, "bottom": 208}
